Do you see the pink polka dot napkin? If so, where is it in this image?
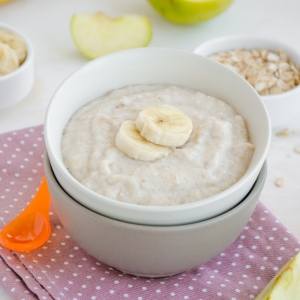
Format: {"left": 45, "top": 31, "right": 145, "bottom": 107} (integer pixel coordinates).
{"left": 0, "top": 125, "right": 299, "bottom": 300}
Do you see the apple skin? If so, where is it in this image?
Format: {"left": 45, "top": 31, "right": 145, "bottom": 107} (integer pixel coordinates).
{"left": 0, "top": 0, "right": 11, "bottom": 4}
{"left": 148, "top": 0, "right": 234, "bottom": 24}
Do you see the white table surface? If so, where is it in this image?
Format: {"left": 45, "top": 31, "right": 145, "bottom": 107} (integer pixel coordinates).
{"left": 0, "top": 0, "right": 300, "bottom": 298}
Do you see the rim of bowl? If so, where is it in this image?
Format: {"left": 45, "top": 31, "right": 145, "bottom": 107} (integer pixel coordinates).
{"left": 193, "top": 34, "right": 300, "bottom": 102}
{"left": 45, "top": 47, "right": 271, "bottom": 215}
{"left": 0, "top": 22, "right": 34, "bottom": 80}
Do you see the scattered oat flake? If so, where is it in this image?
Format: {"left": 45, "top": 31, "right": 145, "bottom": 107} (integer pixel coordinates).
{"left": 276, "top": 128, "right": 291, "bottom": 137}
{"left": 294, "top": 145, "right": 300, "bottom": 154}
{"left": 275, "top": 178, "right": 285, "bottom": 187}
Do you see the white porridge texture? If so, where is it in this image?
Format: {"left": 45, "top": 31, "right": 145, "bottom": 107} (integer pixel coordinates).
{"left": 61, "top": 85, "right": 254, "bottom": 206}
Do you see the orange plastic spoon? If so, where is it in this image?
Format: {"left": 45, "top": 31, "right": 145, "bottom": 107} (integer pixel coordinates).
{"left": 0, "top": 176, "right": 51, "bottom": 252}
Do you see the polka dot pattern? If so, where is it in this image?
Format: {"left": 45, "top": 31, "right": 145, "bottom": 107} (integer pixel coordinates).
{"left": 0, "top": 257, "right": 37, "bottom": 300}
{"left": 0, "top": 125, "right": 299, "bottom": 300}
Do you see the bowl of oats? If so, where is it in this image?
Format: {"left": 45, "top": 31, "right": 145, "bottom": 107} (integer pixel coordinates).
{"left": 45, "top": 48, "right": 271, "bottom": 226}
{"left": 194, "top": 35, "right": 300, "bottom": 128}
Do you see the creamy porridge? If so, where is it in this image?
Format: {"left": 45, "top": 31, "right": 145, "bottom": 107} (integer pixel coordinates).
{"left": 61, "top": 85, "right": 254, "bottom": 206}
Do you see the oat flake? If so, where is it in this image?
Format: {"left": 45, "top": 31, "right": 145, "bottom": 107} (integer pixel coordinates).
{"left": 275, "top": 178, "right": 285, "bottom": 187}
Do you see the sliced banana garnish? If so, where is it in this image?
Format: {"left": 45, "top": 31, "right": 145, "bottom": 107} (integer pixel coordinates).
{"left": 0, "top": 42, "right": 19, "bottom": 76}
{"left": 255, "top": 251, "right": 300, "bottom": 300}
{"left": 0, "top": 29, "right": 27, "bottom": 65}
{"left": 135, "top": 104, "right": 193, "bottom": 147}
{"left": 115, "top": 120, "right": 171, "bottom": 161}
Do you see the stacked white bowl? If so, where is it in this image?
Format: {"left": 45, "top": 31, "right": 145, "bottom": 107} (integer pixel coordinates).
{"left": 44, "top": 48, "right": 271, "bottom": 277}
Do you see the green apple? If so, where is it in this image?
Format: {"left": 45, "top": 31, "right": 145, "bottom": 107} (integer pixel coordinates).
{"left": 255, "top": 251, "right": 300, "bottom": 300}
{"left": 70, "top": 12, "right": 152, "bottom": 59}
{"left": 148, "top": 0, "right": 234, "bottom": 24}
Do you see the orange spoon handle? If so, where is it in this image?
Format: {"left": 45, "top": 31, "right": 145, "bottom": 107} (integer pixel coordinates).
{"left": 25, "top": 176, "right": 51, "bottom": 215}
{"left": 0, "top": 176, "right": 52, "bottom": 252}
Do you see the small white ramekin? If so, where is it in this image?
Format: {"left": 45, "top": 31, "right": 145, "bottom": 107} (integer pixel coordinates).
{"left": 0, "top": 22, "right": 34, "bottom": 109}
{"left": 194, "top": 34, "right": 300, "bottom": 128}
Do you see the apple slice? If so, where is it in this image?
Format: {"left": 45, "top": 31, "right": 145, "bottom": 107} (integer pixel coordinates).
{"left": 255, "top": 251, "right": 300, "bottom": 299}
{"left": 70, "top": 12, "right": 152, "bottom": 59}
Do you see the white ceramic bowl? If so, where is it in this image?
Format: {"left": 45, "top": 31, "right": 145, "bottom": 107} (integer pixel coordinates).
{"left": 44, "top": 150, "right": 267, "bottom": 277}
{"left": 44, "top": 48, "right": 271, "bottom": 226}
{"left": 0, "top": 23, "right": 34, "bottom": 109}
{"left": 194, "top": 34, "right": 300, "bottom": 128}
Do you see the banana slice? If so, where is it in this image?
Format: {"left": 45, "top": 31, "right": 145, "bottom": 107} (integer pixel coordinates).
{"left": 115, "top": 120, "right": 171, "bottom": 161}
{"left": 0, "top": 43, "right": 19, "bottom": 76}
{"left": 0, "top": 29, "right": 27, "bottom": 64}
{"left": 135, "top": 105, "right": 193, "bottom": 147}
{"left": 255, "top": 251, "right": 300, "bottom": 299}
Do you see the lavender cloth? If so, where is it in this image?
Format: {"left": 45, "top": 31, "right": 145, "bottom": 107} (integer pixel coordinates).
{"left": 0, "top": 125, "right": 299, "bottom": 300}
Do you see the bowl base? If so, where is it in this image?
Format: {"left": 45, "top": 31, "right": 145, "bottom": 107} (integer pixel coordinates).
{"left": 44, "top": 151, "right": 267, "bottom": 279}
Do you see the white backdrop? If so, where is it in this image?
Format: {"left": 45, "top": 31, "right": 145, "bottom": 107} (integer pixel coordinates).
{"left": 0, "top": 0, "right": 300, "bottom": 297}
